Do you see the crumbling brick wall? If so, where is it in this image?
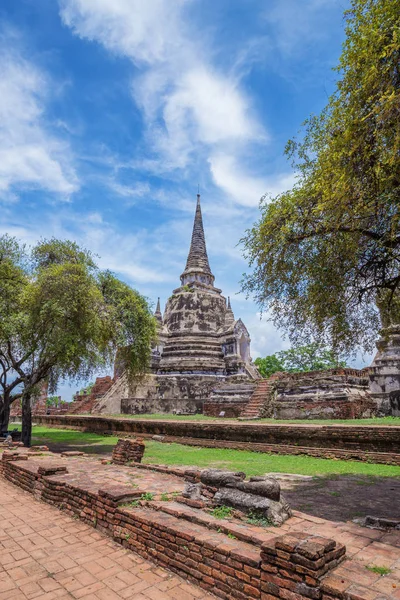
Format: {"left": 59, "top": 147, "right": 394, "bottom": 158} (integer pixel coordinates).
{"left": 112, "top": 438, "right": 145, "bottom": 465}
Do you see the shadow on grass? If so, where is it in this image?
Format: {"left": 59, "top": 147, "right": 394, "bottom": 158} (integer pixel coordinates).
{"left": 283, "top": 474, "right": 400, "bottom": 522}
{"left": 31, "top": 427, "right": 117, "bottom": 456}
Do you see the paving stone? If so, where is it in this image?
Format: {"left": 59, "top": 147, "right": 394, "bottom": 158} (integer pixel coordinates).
{"left": 0, "top": 478, "right": 215, "bottom": 600}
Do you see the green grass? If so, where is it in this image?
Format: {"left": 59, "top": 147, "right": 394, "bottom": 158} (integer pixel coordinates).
{"left": 246, "top": 510, "right": 275, "bottom": 527}
{"left": 211, "top": 505, "right": 234, "bottom": 519}
{"left": 9, "top": 425, "right": 400, "bottom": 478}
{"left": 101, "top": 414, "right": 400, "bottom": 426}
{"left": 142, "top": 441, "right": 400, "bottom": 477}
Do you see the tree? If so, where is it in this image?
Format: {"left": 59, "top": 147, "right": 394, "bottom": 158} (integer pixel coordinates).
{"left": 0, "top": 237, "right": 157, "bottom": 446}
{"left": 254, "top": 355, "right": 284, "bottom": 378}
{"left": 242, "top": 0, "right": 400, "bottom": 355}
{"left": 255, "top": 344, "right": 347, "bottom": 378}
{"left": 78, "top": 382, "right": 95, "bottom": 395}
{"left": 0, "top": 236, "right": 27, "bottom": 435}
{"left": 277, "top": 344, "right": 347, "bottom": 373}
{"left": 46, "top": 396, "right": 60, "bottom": 408}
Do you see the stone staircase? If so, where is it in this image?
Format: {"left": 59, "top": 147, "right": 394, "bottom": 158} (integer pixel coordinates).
{"left": 240, "top": 377, "right": 275, "bottom": 419}
{"left": 151, "top": 500, "right": 278, "bottom": 547}
{"left": 66, "top": 396, "right": 97, "bottom": 415}
{"left": 91, "top": 374, "right": 129, "bottom": 414}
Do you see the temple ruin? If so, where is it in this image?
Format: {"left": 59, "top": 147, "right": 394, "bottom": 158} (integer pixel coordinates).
{"left": 95, "top": 194, "right": 260, "bottom": 416}
{"left": 91, "top": 193, "right": 399, "bottom": 419}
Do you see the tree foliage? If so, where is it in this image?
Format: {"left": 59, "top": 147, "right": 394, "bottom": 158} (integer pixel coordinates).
{"left": 242, "top": 0, "right": 400, "bottom": 354}
{"left": 255, "top": 343, "right": 348, "bottom": 378}
{"left": 0, "top": 236, "right": 157, "bottom": 445}
{"left": 254, "top": 355, "right": 285, "bottom": 378}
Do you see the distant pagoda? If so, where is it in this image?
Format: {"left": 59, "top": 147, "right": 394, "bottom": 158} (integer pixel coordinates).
{"left": 152, "top": 194, "right": 256, "bottom": 378}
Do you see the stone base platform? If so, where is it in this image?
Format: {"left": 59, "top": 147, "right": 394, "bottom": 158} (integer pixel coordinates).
{"left": 1, "top": 449, "right": 400, "bottom": 600}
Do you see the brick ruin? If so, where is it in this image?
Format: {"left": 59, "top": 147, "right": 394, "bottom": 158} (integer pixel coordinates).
{"left": 69, "top": 376, "right": 114, "bottom": 414}
{"left": 111, "top": 438, "right": 145, "bottom": 464}
{"left": 1, "top": 444, "right": 399, "bottom": 600}
{"left": 10, "top": 380, "right": 50, "bottom": 419}
{"left": 240, "top": 368, "right": 378, "bottom": 420}
{"left": 369, "top": 324, "right": 400, "bottom": 416}
{"left": 8, "top": 376, "right": 115, "bottom": 423}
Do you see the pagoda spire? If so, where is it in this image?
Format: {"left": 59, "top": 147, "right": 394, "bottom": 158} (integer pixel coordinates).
{"left": 225, "top": 296, "right": 235, "bottom": 327}
{"left": 180, "top": 193, "right": 215, "bottom": 286}
{"left": 154, "top": 297, "right": 162, "bottom": 324}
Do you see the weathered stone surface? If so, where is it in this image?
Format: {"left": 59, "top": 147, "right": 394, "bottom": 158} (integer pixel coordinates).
{"left": 200, "top": 469, "right": 246, "bottom": 487}
{"left": 182, "top": 468, "right": 290, "bottom": 525}
{"left": 182, "top": 481, "right": 203, "bottom": 500}
{"left": 213, "top": 487, "right": 291, "bottom": 525}
{"left": 271, "top": 369, "right": 376, "bottom": 420}
{"left": 234, "top": 478, "right": 281, "bottom": 501}
{"left": 369, "top": 325, "right": 400, "bottom": 416}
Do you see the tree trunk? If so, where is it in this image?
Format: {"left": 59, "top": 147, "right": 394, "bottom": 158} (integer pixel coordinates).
{"left": 0, "top": 398, "right": 10, "bottom": 436}
{"left": 21, "top": 391, "right": 32, "bottom": 447}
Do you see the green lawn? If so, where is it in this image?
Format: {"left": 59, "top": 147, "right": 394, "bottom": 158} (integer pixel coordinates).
{"left": 143, "top": 441, "right": 400, "bottom": 477}
{"left": 18, "top": 425, "right": 400, "bottom": 477}
{"left": 102, "top": 414, "right": 400, "bottom": 426}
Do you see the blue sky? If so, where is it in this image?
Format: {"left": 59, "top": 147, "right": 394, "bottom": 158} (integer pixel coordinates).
{"left": 1, "top": 0, "right": 368, "bottom": 398}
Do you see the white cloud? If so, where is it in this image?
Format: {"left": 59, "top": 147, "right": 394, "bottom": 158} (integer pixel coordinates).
{"left": 0, "top": 39, "right": 79, "bottom": 201}
{"left": 209, "top": 154, "right": 296, "bottom": 207}
{"left": 59, "top": 0, "right": 188, "bottom": 65}
{"left": 59, "top": 0, "right": 268, "bottom": 197}
{"left": 107, "top": 179, "right": 150, "bottom": 200}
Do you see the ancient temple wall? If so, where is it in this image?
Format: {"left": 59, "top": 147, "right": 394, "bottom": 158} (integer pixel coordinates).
{"left": 120, "top": 374, "right": 222, "bottom": 415}
{"left": 272, "top": 369, "right": 377, "bottom": 419}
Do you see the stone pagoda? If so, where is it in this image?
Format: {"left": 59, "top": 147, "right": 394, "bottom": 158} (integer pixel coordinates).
{"left": 95, "top": 194, "right": 259, "bottom": 416}
{"left": 153, "top": 194, "right": 254, "bottom": 377}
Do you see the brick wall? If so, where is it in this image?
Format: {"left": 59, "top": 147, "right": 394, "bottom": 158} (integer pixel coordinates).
{"left": 34, "top": 415, "right": 400, "bottom": 455}
{"left": 1, "top": 455, "right": 347, "bottom": 600}
{"left": 69, "top": 376, "right": 114, "bottom": 414}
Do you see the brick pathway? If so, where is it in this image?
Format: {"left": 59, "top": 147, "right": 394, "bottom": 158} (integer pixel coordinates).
{"left": 0, "top": 479, "right": 215, "bottom": 600}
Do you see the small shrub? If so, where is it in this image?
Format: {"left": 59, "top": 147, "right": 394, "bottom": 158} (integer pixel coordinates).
{"left": 211, "top": 505, "right": 234, "bottom": 519}
{"left": 246, "top": 510, "right": 275, "bottom": 527}
{"left": 160, "top": 493, "right": 170, "bottom": 501}
{"left": 228, "top": 532, "right": 237, "bottom": 539}
{"left": 366, "top": 565, "right": 392, "bottom": 576}
{"left": 140, "top": 492, "right": 154, "bottom": 501}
